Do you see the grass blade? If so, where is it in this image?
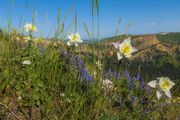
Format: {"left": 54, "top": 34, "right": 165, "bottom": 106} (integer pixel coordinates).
{"left": 96, "top": 0, "right": 99, "bottom": 16}
{"left": 92, "top": 0, "right": 94, "bottom": 17}
{"left": 74, "top": 12, "right": 77, "bottom": 33}
{"left": 83, "top": 21, "right": 91, "bottom": 39}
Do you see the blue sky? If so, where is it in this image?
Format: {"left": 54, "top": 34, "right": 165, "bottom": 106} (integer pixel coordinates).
{"left": 0, "top": 0, "right": 180, "bottom": 39}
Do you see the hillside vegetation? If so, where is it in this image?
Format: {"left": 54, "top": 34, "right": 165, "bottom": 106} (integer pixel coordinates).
{"left": 156, "top": 32, "right": 180, "bottom": 44}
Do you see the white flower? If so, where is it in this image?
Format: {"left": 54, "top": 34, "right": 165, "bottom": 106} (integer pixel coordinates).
{"left": 21, "top": 60, "right": 31, "bottom": 65}
{"left": 24, "top": 23, "right": 37, "bottom": 32}
{"left": 67, "top": 33, "right": 83, "bottom": 47}
{"left": 158, "top": 77, "right": 175, "bottom": 92}
{"left": 17, "top": 96, "right": 22, "bottom": 100}
{"left": 95, "top": 60, "right": 102, "bottom": 69}
{"left": 60, "top": 93, "right": 65, "bottom": 97}
{"left": 117, "top": 38, "right": 137, "bottom": 60}
{"left": 102, "top": 79, "right": 114, "bottom": 90}
{"left": 148, "top": 77, "right": 175, "bottom": 99}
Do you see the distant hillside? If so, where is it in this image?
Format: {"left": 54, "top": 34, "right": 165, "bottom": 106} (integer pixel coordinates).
{"left": 99, "top": 33, "right": 180, "bottom": 61}
{"left": 102, "top": 32, "right": 180, "bottom": 44}
{"left": 156, "top": 32, "right": 180, "bottom": 44}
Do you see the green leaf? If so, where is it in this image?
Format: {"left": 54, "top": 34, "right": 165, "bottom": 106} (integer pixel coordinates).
{"left": 74, "top": 12, "right": 77, "bottom": 32}
{"left": 35, "top": 100, "right": 41, "bottom": 106}
{"left": 83, "top": 21, "right": 91, "bottom": 39}
{"left": 37, "top": 81, "right": 44, "bottom": 88}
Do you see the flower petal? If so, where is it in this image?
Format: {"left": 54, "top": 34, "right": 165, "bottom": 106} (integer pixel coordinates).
{"left": 68, "top": 35, "right": 72, "bottom": 40}
{"left": 132, "top": 47, "right": 138, "bottom": 52}
{"left": 123, "top": 37, "right": 131, "bottom": 44}
{"left": 67, "top": 41, "right": 71, "bottom": 46}
{"left": 148, "top": 80, "right": 157, "bottom": 88}
{"left": 75, "top": 32, "right": 80, "bottom": 38}
{"left": 78, "top": 39, "right": 83, "bottom": 43}
{"left": 21, "top": 60, "right": 31, "bottom": 65}
{"left": 165, "top": 91, "right": 172, "bottom": 98}
{"left": 117, "top": 53, "right": 123, "bottom": 60}
{"left": 124, "top": 53, "right": 132, "bottom": 58}
{"left": 156, "top": 90, "right": 163, "bottom": 100}
{"left": 75, "top": 43, "right": 78, "bottom": 47}
{"left": 112, "top": 42, "right": 119, "bottom": 49}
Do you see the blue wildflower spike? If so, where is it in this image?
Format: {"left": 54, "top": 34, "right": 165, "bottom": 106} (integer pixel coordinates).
{"left": 81, "top": 67, "right": 87, "bottom": 80}
{"left": 81, "top": 67, "right": 93, "bottom": 84}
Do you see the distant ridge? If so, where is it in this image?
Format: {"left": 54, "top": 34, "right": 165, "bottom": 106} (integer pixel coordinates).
{"left": 101, "top": 32, "right": 180, "bottom": 44}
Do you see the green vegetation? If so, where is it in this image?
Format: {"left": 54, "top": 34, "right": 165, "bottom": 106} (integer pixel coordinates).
{"left": 0, "top": 30, "right": 180, "bottom": 119}
{"left": 156, "top": 32, "right": 180, "bottom": 44}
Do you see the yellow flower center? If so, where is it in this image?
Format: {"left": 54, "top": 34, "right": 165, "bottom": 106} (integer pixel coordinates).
{"left": 159, "top": 80, "right": 171, "bottom": 91}
{"left": 121, "top": 44, "right": 131, "bottom": 54}
{"left": 72, "top": 35, "right": 78, "bottom": 42}
{"left": 32, "top": 26, "right": 36, "bottom": 30}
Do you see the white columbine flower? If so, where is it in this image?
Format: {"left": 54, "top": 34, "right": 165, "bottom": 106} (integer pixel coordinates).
{"left": 67, "top": 33, "right": 83, "bottom": 47}
{"left": 24, "top": 23, "right": 37, "bottom": 32}
{"left": 21, "top": 60, "right": 31, "bottom": 65}
{"left": 117, "top": 38, "right": 137, "bottom": 60}
{"left": 102, "top": 79, "right": 114, "bottom": 91}
{"left": 148, "top": 77, "right": 175, "bottom": 99}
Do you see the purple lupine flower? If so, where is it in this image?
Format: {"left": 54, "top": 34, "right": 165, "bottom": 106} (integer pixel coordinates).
{"left": 123, "top": 70, "right": 131, "bottom": 81}
{"left": 87, "top": 75, "right": 93, "bottom": 84}
{"left": 123, "top": 70, "right": 133, "bottom": 89}
{"left": 75, "top": 57, "right": 85, "bottom": 70}
{"left": 81, "top": 67, "right": 87, "bottom": 80}
{"left": 81, "top": 67, "right": 93, "bottom": 84}
{"left": 134, "top": 73, "right": 140, "bottom": 81}
{"left": 134, "top": 65, "right": 141, "bottom": 81}
{"left": 113, "top": 71, "right": 118, "bottom": 78}
{"left": 129, "top": 79, "right": 133, "bottom": 89}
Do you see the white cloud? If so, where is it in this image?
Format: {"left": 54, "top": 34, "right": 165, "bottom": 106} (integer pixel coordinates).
{"left": 165, "top": 21, "right": 180, "bottom": 25}
{"left": 146, "top": 22, "right": 157, "bottom": 26}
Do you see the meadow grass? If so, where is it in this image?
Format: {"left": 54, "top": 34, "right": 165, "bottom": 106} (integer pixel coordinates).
{"left": 0, "top": 0, "right": 180, "bottom": 120}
